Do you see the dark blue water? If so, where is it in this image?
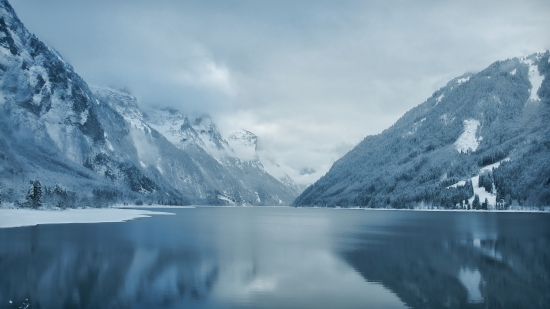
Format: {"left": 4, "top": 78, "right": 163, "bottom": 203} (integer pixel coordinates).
{"left": 1, "top": 207, "right": 549, "bottom": 309}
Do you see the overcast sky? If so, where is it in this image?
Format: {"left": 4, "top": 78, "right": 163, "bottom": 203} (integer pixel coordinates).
{"left": 10, "top": 0, "right": 550, "bottom": 185}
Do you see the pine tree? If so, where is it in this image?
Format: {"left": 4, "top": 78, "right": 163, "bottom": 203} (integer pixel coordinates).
{"left": 482, "top": 198, "right": 489, "bottom": 210}
{"left": 472, "top": 194, "right": 480, "bottom": 210}
{"left": 26, "top": 180, "right": 42, "bottom": 209}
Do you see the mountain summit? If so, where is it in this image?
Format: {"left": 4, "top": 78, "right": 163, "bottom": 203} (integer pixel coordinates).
{"left": 294, "top": 51, "right": 550, "bottom": 208}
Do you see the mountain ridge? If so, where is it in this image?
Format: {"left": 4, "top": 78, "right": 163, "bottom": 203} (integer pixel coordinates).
{"left": 0, "top": 0, "right": 300, "bottom": 207}
{"left": 294, "top": 51, "right": 550, "bottom": 209}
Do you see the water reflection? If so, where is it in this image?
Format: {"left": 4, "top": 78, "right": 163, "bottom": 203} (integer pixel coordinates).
{"left": 0, "top": 233, "right": 219, "bottom": 308}
{"left": 338, "top": 211, "right": 550, "bottom": 309}
{"left": 458, "top": 267, "right": 483, "bottom": 303}
{"left": 0, "top": 208, "right": 549, "bottom": 309}
{"left": 0, "top": 208, "right": 406, "bottom": 309}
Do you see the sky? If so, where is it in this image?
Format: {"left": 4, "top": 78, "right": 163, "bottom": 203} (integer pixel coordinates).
{"left": 9, "top": 0, "right": 550, "bottom": 185}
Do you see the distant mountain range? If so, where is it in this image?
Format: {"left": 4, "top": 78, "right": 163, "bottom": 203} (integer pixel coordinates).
{"left": 294, "top": 51, "right": 550, "bottom": 208}
{"left": 0, "top": 0, "right": 300, "bottom": 206}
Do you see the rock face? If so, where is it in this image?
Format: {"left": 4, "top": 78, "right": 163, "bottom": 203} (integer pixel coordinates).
{"left": 294, "top": 51, "right": 550, "bottom": 208}
{"left": 0, "top": 0, "right": 299, "bottom": 206}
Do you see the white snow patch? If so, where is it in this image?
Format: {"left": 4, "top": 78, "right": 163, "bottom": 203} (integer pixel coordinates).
{"left": 521, "top": 58, "right": 544, "bottom": 101}
{"left": 79, "top": 109, "right": 89, "bottom": 125}
{"left": 32, "top": 93, "right": 41, "bottom": 105}
{"left": 470, "top": 175, "right": 496, "bottom": 206}
{"left": 457, "top": 77, "right": 470, "bottom": 85}
{"left": 406, "top": 118, "right": 427, "bottom": 136}
{"left": 446, "top": 159, "right": 509, "bottom": 207}
{"left": 218, "top": 195, "right": 235, "bottom": 205}
{"left": 467, "top": 158, "right": 510, "bottom": 207}
{"left": 106, "top": 139, "right": 114, "bottom": 151}
{"left": 115, "top": 205, "right": 195, "bottom": 209}
{"left": 0, "top": 208, "right": 174, "bottom": 229}
{"left": 480, "top": 158, "right": 509, "bottom": 173}
{"left": 455, "top": 119, "right": 481, "bottom": 153}
{"left": 510, "top": 68, "right": 516, "bottom": 75}
{"left": 447, "top": 180, "right": 466, "bottom": 189}
{"left": 436, "top": 94, "right": 444, "bottom": 105}
{"left": 458, "top": 268, "right": 484, "bottom": 303}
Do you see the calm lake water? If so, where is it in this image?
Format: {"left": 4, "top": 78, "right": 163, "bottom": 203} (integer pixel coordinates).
{"left": 1, "top": 207, "right": 549, "bottom": 309}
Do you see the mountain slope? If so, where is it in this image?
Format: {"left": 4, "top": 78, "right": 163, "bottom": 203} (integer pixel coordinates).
{"left": 294, "top": 52, "right": 550, "bottom": 208}
{"left": 0, "top": 0, "right": 299, "bottom": 206}
{"left": 92, "top": 87, "right": 300, "bottom": 205}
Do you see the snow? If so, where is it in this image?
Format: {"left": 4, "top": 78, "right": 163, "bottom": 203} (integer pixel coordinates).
{"left": 457, "top": 76, "right": 470, "bottom": 85}
{"left": 0, "top": 208, "right": 174, "bottom": 229}
{"left": 217, "top": 195, "right": 236, "bottom": 205}
{"left": 510, "top": 68, "right": 516, "bottom": 75}
{"left": 469, "top": 158, "right": 510, "bottom": 207}
{"left": 480, "top": 158, "right": 509, "bottom": 173}
{"left": 106, "top": 139, "right": 114, "bottom": 151}
{"left": 455, "top": 119, "right": 481, "bottom": 153}
{"left": 435, "top": 94, "right": 444, "bottom": 105}
{"left": 228, "top": 130, "right": 258, "bottom": 161}
{"left": 447, "top": 158, "right": 510, "bottom": 207}
{"left": 115, "top": 205, "right": 195, "bottom": 209}
{"left": 447, "top": 180, "right": 466, "bottom": 189}
{"left": 470, "top": 175, "right": 496, "bottom": 206}
{"left": 521, "top": 58, "right": 544, "bottom": 101}
{"left": 79, "top": 109, "right": 89, "bottom": 125}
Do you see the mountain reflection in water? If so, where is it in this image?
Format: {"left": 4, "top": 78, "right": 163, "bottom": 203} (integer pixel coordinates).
{"left": 0, "top": 208, "right": 549, "bottom": 309}
{"left": 339, "top": 211, "right": 550, "bottom": 309}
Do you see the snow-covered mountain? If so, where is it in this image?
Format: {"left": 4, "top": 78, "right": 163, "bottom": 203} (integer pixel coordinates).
{"left": 294, "top": 51, "right": 550, "bottom": 208}
{"left": 92, "top": 87, "right": 301, "bottom": 205}
{"left": 0, "top": 0, "right": 299, "bottom": 206}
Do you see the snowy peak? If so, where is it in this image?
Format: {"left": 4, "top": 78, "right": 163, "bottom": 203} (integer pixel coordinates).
{"left": 192, "top": 116, "right": 232, "bottom": 156}
{"left": 229, "top": 130, "right": 258, "bottom": 149}
{"left": 144, "top": 106, "right": 261, "bottom": 162}
{"left": 93, "top": 87, "right": 150, "bottom": 132}
{"left": 144, "top": 108, "right": 199, "bottom": 148}
{"left": 145, "top": 109, "right": 232, "bottom": 160}
{"left": 227, "top": 130, "right": 258, "bottom": 161}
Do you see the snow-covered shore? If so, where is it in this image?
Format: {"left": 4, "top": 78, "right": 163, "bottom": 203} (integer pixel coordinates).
{"left": 0, "top": 207, "right": 174, "bottom": 229}
{"left": 114, "top": 205, "right": 195, "bottom": 209}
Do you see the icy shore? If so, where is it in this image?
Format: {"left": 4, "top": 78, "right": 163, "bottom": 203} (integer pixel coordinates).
{"left": 0, "top": 207, "right": 174, "bottom": 228}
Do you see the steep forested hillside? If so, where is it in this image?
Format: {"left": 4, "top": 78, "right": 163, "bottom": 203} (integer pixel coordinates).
{"left": 294, "top": 52, "right": 550, "bottom": 208}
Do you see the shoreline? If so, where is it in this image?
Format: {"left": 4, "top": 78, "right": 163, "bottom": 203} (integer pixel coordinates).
{"left": 0, "top": 207, "right": 174, "bottom": 229}
{"left": 293, "top": 206, "right": 550, "bottom": 213}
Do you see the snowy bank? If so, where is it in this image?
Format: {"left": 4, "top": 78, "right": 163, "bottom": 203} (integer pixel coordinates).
{"left": 114, "top": 205, "right": 195, "bottom": 209}
{"left": 0, "top": 208, "right": 174, "bottom": 229}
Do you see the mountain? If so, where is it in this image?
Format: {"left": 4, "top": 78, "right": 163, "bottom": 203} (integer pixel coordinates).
{"left": 294, "top": 51, "right": 550, "bottom": 208}
{"left": 0, "top": 0, "right": 299, "bottom": 206}
{"left": 91, "top": 86, "right": 301, "bottom": 205}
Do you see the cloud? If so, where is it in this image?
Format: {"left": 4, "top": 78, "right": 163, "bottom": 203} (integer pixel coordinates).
{"left": 177, "top": 61, "right": 236, "bottom": 97}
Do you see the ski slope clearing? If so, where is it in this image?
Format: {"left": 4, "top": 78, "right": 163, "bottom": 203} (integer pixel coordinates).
{"left": 0, "top": 208, "right": 174, "bottom": 228}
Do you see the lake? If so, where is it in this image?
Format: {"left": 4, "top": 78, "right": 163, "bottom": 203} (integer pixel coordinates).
{"left": 1, "top": 207, "right": 549, "bottom": 309}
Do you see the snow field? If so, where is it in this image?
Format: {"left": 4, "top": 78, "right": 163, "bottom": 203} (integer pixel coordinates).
{"left": 0, "top": 208, "right": 174, "bottom": 229}
{"left": 455, "top": 119, "right": 481, "bottom": 153}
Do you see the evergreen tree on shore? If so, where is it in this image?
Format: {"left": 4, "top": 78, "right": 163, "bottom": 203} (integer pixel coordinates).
{"left": 26, "top": 180, "right": 42, "bottom": 209}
